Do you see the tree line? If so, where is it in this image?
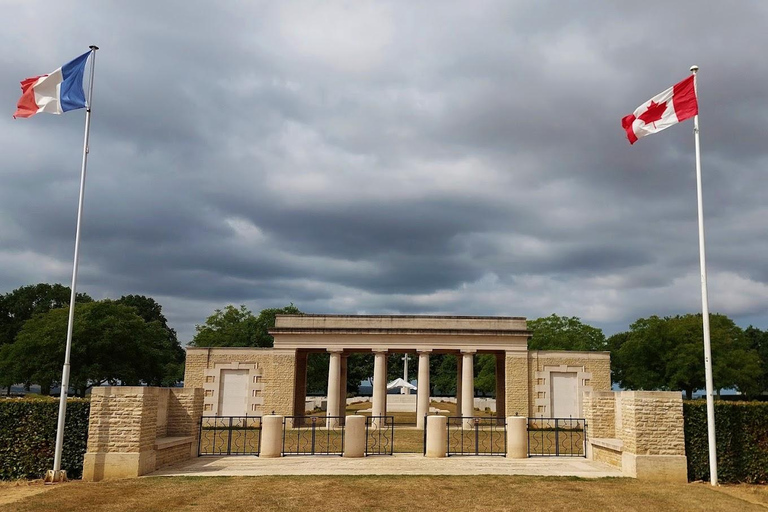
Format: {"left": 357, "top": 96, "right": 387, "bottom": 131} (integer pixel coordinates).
{"left": 2, "top": 282, "right": 766, "bottom": 399}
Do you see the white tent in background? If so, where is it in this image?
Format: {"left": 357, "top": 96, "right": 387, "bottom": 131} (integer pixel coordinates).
{"left": 386, "top": 378, "right": 416, "bottom": 391}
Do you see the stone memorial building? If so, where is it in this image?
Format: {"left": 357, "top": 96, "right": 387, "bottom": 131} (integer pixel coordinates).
{"left": 184, "top": 314, "right": 611, "bottom": 425}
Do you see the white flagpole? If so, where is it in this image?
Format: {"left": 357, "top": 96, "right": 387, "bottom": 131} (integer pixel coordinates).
{"left": 47, "top": 45, "right": 99, "bottom": 484}
{"left": 690, "top": 65, "right": 718, "bottom": 486}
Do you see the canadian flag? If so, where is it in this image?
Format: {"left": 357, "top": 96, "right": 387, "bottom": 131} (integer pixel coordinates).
{"left": 622, "top": 76, "right": 698, "bottom": 145}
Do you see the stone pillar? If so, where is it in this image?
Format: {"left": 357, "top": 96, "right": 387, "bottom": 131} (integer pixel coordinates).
{"left": 343, "top": 415, "right": 366, "bottom": 458}
{"left": 259, "top": 415, "right": 284, "bottom": 458}
{"left": 455, "top": 354, "right": 463, "bottom": 416}
{"left": 326, "top": 350, "right": 342, "bottom": 427}
{"left": 495, "top": 352, "right": 506, "bottom": 419}
{"left": 292, "top": 350, "right": 308, "bottom": 419}
{"left": 416, "top": 350, "right": 431, "bottom": 429}
{"left": 425, "top": 415, "right": 447, "bottom": 457}
{"left": 82, "top": 387, "right": 159, "bottom": 481}
{"left": 338, "top": 353, "right": 349, "bottom": 424}
{"left": 372, "top": 350, "right": 388, "bottom": 418}
{"left": 507, "top": 416, "right": 528, "bottom": 458}
{"left": 461, "top": 351, "right": 475, "bottom": 424}
{"left": 505, "top": 351, "right": 529, "bottom": 417}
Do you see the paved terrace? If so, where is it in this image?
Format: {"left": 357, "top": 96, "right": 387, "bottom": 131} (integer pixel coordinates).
{"left": 150, "top": 455, "right": 624, "bottom": 478}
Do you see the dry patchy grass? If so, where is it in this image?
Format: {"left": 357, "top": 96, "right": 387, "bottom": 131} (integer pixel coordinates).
{"left": 4, "top": 476, "right": 768, "bottom": 512}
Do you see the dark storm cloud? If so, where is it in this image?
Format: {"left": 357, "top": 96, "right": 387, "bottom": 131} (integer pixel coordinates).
{"left": 1, "top": 1, "right": 767, "bottom": 342}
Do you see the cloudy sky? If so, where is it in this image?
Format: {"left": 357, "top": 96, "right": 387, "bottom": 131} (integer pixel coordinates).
{"left": 2, "top": 1, "right": 767, "bottom": 342}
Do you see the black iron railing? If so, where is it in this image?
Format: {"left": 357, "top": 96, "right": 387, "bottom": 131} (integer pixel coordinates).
{"left": 282, "top": 415, "right": 345, "bottom": 456}
{"left": 527, "top": 417, "right": 586, "bottom": 457}
{"left": 446, "top": 416, "right": 506, "bottom": 456}
{"left": 365, "top": 416, "right": 394, "bottom": 455}
{"left": 198, "top": 416, "right": 262, "bottom": 456}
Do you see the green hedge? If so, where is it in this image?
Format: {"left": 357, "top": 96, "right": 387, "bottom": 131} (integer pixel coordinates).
{"left": 0, "top": 397, "right": 90, "bottom": 480}
{"left": 684, "top": 400, "right": 768, "bottom": 483}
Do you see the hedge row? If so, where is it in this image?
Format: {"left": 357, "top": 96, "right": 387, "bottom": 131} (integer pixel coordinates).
{"left": 0, "top": 397, "right": 90, "bottom": 480}
{"left": 684, "top": 400, "right": 768, "bottom": 483}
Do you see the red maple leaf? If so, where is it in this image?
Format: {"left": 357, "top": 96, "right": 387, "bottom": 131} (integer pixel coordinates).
{"left": 638, "top": 100, "right": 667, "bottom": 126}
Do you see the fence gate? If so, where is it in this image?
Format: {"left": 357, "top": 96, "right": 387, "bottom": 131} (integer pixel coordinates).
{"left": 365, "top": 416, "right": 394, "bottom": 455}
{"left": 527, "top": 418, "right": 586, "bottom": 457}
{"left": 446, "top": 417, "right": 506, "bottom": 456}
{"left": 198, "top": 416, "right": 262, "bottom": 455}
{"left": 282, "top": 416, "right": 345, "bottom": 456}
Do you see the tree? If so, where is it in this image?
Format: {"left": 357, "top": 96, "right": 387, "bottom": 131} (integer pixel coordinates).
{"left": 474, "top": 354, "right": 496, "bottom": 397}
{"left": 0, "top": 301, "right": 180, "bottom": 396}
{"left": 0, "top": 283, "right": 93, "bottom": 393}
{"left": 190, "top": 304, "right": 302, "bottom": 348}
{"left": 528, "top": 314, "right": 607, "bottom": 351}
{"left": 0, "top": 283, "right": 92, "bottom": 348}
{"left": 612, "top": 313, "right": 763, "bottom": 399}
{"left": 744, "top": 326, "right": 768, "bottom": 394}
{"left": 115, "top": 295, "right": 185, "bottom": 385}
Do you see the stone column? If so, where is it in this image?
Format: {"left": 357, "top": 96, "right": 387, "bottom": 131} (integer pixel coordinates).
{"left": 326, "top": 350, "right": 342, "bottom": 427}
{"left": 416, "top": 350, "right": 431, "bottom": 429}
{"left": 372, "top": 350, "right": 388, "bottom": 419}
{"left": 455, "top": 354, "right": 463, "bottom": 417}
{"left": 461, "top": 350, "right": 475, "bottom": 425}
{"left": 292, "top": 350, "right": 308, "bottom": 420}
{"left": 495, "top": 352, "right": 506, "bottom": 419}
{"left": 338, "top": 353, "right": 348, "bottom": 425}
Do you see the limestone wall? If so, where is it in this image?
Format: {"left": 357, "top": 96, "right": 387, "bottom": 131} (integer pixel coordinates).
{"left": 527, "top": 351, "right": 611, "bottom": 417}
{"left": 583, "top": 390, "right": 687, "bottom": 481}
{"left": 504, "top": 352, "right": 529, "bottom": 417}
{"left": 83, "top": 386, "right": 203, "bottom": 481}
{"left": 185, "top": 347, "right": 297, "bottom": 416}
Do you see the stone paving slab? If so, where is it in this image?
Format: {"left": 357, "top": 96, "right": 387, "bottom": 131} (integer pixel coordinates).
{"left": 150, "top": 454, "right": 624, "bottom": 478}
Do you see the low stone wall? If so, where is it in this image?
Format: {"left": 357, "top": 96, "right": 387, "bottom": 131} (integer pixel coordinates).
{"left": 584, "top": 390, "right": 687, "bottom": 482}
{"left": 82, "top": 386, "right": 203, "bottom": 481}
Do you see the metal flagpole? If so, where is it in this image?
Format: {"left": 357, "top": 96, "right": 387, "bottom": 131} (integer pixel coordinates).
{"left": 46, "top": 45, "right": 99, "bottom": 484}
{"left": 690, "top": 65, "right": 718, "bottom": 486}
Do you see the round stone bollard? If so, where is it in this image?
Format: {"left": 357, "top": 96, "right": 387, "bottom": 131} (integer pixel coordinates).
{"left": 344, "top": 415, "right": 366, "bottom": 458}
{"left": 259, "top": 415, "right": 284, "bottom": 458}
{"left": 425, "top": 415, "right": 447, "bottom": 458}
{"left": 506, "top": 416, "right": 528, "bottom": 459}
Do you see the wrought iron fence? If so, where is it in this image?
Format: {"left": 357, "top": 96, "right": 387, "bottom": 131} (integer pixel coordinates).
{"left": 446, "top": 416, "right": 506, "bottom": 456}
{"left": 282, "top": 416, "right": 345, "bottom": 456}
{"left": 527, "top": 417, "right": 586, "bottom": 457}
{"left": 198, "top": 416, "right": 262, "bottom": 456}
{"left": 365, "top": 416, "right": 394, "bottom": 455}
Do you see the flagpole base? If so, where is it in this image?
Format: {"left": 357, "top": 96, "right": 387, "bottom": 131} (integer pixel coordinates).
{"left": 44, "top": 470, "right": 67, "bottom": 484}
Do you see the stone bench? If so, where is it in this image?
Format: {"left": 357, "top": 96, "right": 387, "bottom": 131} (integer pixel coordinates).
{"left": 155, "top": 436, "right": 196, "bottom": 469}
{"left": 588, "top": 438, "right": 623, "bottom": 469}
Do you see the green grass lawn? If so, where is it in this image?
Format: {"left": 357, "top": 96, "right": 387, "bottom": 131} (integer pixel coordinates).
{"left": 4, "top": 476, "right": 768, "bottom": 512}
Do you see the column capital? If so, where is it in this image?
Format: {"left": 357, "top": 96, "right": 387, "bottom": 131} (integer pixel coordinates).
{"left": 460, "top": 349, "right": 477, "bottom": 355}
{"left": 371, "top": 348, "right": 389, "bottom": 354}
{"left": 327, "top": 348, "right": 344, "bottom": 354}
{"left": 416, "top": 349, "right": 433, "bottom": 354}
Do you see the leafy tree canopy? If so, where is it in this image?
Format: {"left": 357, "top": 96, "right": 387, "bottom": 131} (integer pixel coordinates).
{"left": 0, "top": 300, "right": 181, "bottom": 396}
{"left": 611, "top": 313, "right": 763, "bottom": 399}
{"left": 0, "top": 283, "right": 92, "bottom": 347}
{"left": 191, "top": 304, "right": 302, "bottom": 348}
{"left": 527, "top": 314, "right": 607, "bottom": 351}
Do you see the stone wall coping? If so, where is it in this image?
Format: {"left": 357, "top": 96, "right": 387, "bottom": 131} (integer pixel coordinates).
{"left": 185, "top": 347, "right": 295, "bottom": 356}
{"left": 584, "top": 390, "right": 617, "bottom": 398}
{"left": 155, "top": 436, "right": 195, "bottom": 450}
{"left": 618, "top": 390, "right": 683, "bottom": 399}
{"left": 590, "top": 438, "right": 624, "bottom": 452}
{"left": 529, "top": 350, "right": 611, "bottom": 359}
{"left": 90, "top": 386, "right": 159, "bottom": 396}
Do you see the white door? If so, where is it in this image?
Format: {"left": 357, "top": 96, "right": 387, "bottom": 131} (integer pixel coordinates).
{"left": 218, "top": 369, "right": 249, "bottom": 416}
{"left": 550, "top": 372, "right": 578, "bottom": 418}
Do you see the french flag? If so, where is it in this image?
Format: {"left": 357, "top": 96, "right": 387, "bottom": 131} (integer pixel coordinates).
{"left": 13, "top": 51, "right": 91, "bottom": 119}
